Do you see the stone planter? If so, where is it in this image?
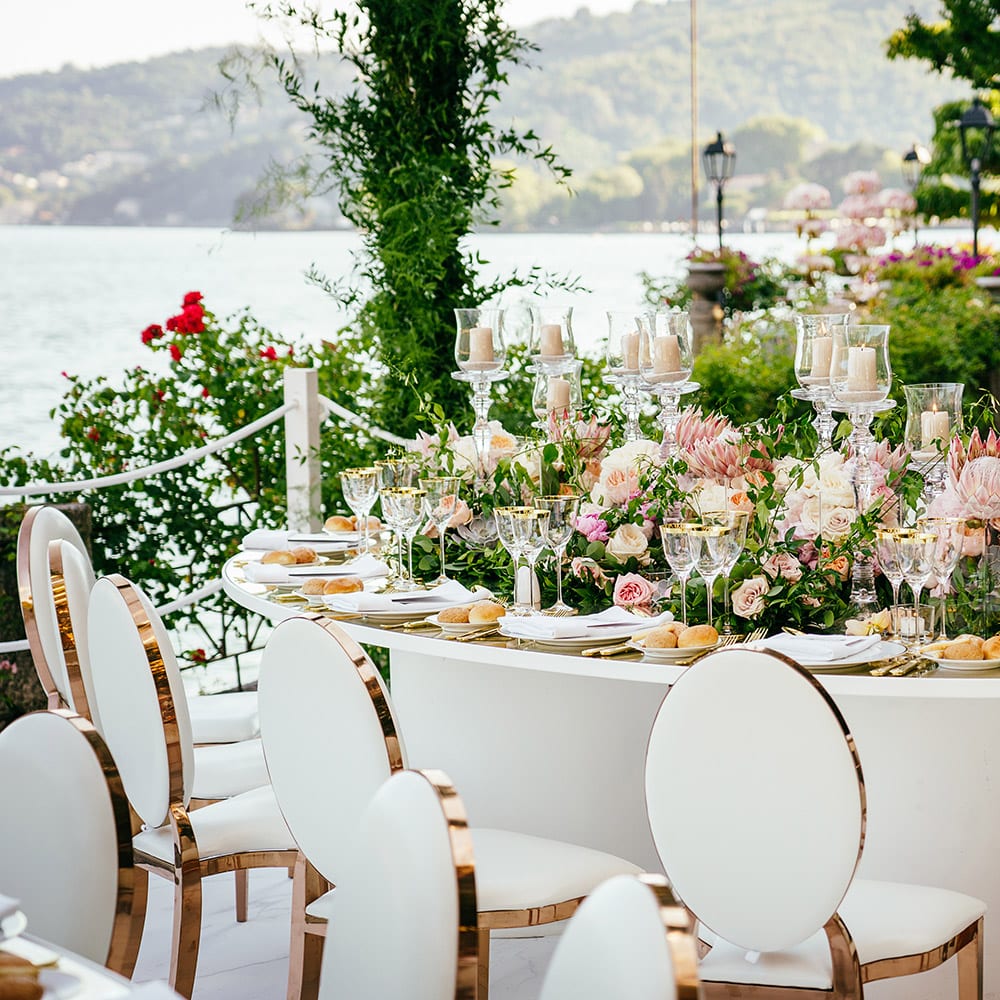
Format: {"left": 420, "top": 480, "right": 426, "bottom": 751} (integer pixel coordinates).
{"left": 686, "top": 261, "right": 726, "bottom": 354}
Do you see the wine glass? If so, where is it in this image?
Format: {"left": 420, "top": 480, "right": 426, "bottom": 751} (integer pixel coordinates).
{"left": 420, "top": 476, "right": 463, "bottom": 585}
{"left": 494, "top": 506, "right": 535, "bottom": 615}
{"left": 714, "top": 511, "right": 750, "bottom": 633}
{"left": 660, "top": 522, "right": 698, "bottom": 624}
{"left": 897, "top": 530, "right": 937, "bottom": 641}
{"left": 533, "top": 494, "right": 582, "bottom": 615}
{"left": 690, "top": 523, "right": 729, "bottom": 628}
{"left": 381, "top": 488, "right": 427, "bottom": 590}
{"left": 340, "top": 467, "right": 379, "bottom": 554}
{"left": 875, "top": 529, "right": 907, "bottom": 632}
{"left": 375, "top": 459, "right": 417, "bottom": 585}
{"left": 513, "top": 508, "right": 550, "bottom": 615}
{"left": 921, "top": 517, "right": 965, "bottom": 640}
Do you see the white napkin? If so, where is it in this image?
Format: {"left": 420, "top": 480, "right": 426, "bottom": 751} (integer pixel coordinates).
{"left": 241, "top": 528, "right": 357, "bottom": 550}
{"left": 241, "top": 528, "right": 292, "bottom": 550}
{"left": 0, "top": 894, "right": 25, "bottom": 941}
{"left": 755, "top": 633, "right": 882, "bottom": 664}
{"left": 244, "top": 554, "right": 389, "bottom": 585}
{"left": 501, "top": 606, "right": 674, "bottom": 640}
{"left": 325, "top": 580, "right": 490, "bottom": 614}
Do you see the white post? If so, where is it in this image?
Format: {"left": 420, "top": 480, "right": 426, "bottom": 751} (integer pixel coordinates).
{"left": 284, "top": 368, "right": 322, "bottom": 531}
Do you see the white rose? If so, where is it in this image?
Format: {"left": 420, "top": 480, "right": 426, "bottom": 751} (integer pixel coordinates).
{"left": 822, "top": 506, "right": 857, "bottom": 540}
{"left": 799, "top": 496, "right": 823, "bottom": 535}
{"left": 450, "top": 436, "right": 479, "bottom": 478}
{"left": 606, "top": 523, "right": 650, "bottom": 563}
{"left": 732, "top": 576, "right": 769, "bottom": 618}
{"left": 606, "top": 439, "right": 661, "bottom": 468}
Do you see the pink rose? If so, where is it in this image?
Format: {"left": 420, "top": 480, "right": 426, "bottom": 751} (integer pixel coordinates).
{"left": 448, "top": 498, "right": 472, "bottom": 527}
{"left": 601, "top": 466, "right": 638, "bottom": 506}
{"left": 762, "top": 551, "right": 803, "bottom": 582}
{"left": 613, "top": 573, "right": 654, "bottom": 609}
{"left": 575, "top": 514, "right": 610, "bottom": 543}
{"left": 732, "top": 576, "right": 769, "bottom": 619}
{"left": 571, "top": 557, "right": 608, "bottom": 584}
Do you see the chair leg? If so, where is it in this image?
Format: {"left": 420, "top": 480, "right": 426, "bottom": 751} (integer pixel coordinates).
{"left": 168, "top": 808, "right": 203, "bottom": 1000}
{"left": 957, "top": 917, "right": 984, "bottom": 1000}
{"left": 109, "top": 864, "right": 149, "bottom": 978}
{"left": 288, "top": 856, "right": 326, "bottom": 1000}
{"left": 235, "top": 869, "right": 249, "bottom": 923}
{"left": 477, "top": 928, "right": 490, "bottom": 1000}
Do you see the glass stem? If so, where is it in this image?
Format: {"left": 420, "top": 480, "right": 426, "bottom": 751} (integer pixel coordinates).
{"left": 680, "top": 574, "right": 688, "bottom": 624}
{"left": 939, "top": 590, "right": 948, "bottom": 640}
{"left": 706, "top": 577, "right": 714, "bottom": 628}
{"left": 397, "top": 532, "right": 406, "bottom": 581}
{"left": 407, "top": 536, "right": 415, "bottom": 583}
{"left": 554, "top": 546, "right": 565, "bottom": 607}
{"left": 722, "top": 572, "right": 732, "bottom": 633}
{"left": 439, "top": 528, "right": 447, "bottom": 580}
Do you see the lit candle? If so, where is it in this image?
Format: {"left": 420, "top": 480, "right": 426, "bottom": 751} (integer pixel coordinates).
{"left": 466, "top": 326, "right": 495, "bottom": 369}
{"left": 622, "top": 331, "right": 640, "bottom": 372}
{"left": 653, "top": 334, "right": 681, "bottom": 376}
{"left": 546, "top": 376, "right": 571, "bottom": 412}
{"left": 846, "top": 346, "right": 878, "bottom": 393}
{"left": 921, "top": 409, "right": 950, "bottom": 450}
{"left": 810, "top": 336, "right": 833, "bottom": 380}
{"left": 539, "top": 323, "right": 565, "bottom": 357}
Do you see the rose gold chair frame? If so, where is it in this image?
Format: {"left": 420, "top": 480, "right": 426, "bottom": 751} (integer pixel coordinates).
{"left": 649, "top": 649, "right": 983, "bottom": 1000}
{"left": 286, "top": 614, "right": 607, "bottom": 1000}
{"left": 107, "top": 576, "right": 298, "bottom": 999}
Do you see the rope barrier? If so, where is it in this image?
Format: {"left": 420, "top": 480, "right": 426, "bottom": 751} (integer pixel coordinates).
{"left": 318, "top": 394, "right": 413, "bottom": 447}
{"left": 0, "top": 402, "right": 298, "bottom": 498}
{"left": 0, "top": 640, "right": 28, "bottom": 656}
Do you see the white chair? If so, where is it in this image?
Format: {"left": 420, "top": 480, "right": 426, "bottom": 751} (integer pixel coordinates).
{"left": 0, "top": 709, "right": 144, "bottom": 977}
{"left": 258, "top": 613, "right": 642, "bottom": 1000}
{"left": 539, "top": 873, "right": 700, "bottom": 1000}
{"left": 317, "top": 768, "right": 478, "bottom": 1000}
{"left": 644, "top": 646, "right": 985, "bottom": 1000}
{"left": 86, "top": 575, "right": 299, "bottom": 999}
{"left": 17, "top": 504, "right": 260, "bottom": 744}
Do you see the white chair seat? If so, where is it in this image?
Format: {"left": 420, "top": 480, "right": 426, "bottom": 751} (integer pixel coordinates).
{"left": 134, "top": 786, "right": 295, "bottom": 863}
{"left": 699, "top": 879, "right": 987, "bottom": 990}
{"left": 192, "top": 737, "right": 269, "bottom": 800}
{"left": 188, "top": 691, "right": 260, "bottom": 744}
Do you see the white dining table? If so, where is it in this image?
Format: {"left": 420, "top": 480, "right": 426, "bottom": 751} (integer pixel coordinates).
{"left": 224, "top": 553, "right": 1000, "bottom": 1000}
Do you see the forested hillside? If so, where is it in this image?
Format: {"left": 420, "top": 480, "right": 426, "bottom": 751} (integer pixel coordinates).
{"left": 0, "top": 0, "right": 966, "bottom": 229}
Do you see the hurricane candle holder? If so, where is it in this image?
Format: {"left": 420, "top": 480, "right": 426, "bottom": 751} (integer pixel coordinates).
{"left": 791, "top": 312, "right": 851, "bottom": 451}
{"left": 830, "top": 323, "right": 894, "bottom": 608}
{"left": 531, "top": 358, "right": 583, "bottom": 438}
{"left": 637, "top": 311, "right": 698, "bottom": 458}
{"left": 529, "top": 304, "right": 575, "bottom": 362}
{"left": 903, "top": 382, "right": 964, "bottom": 504}
{"left": 452, "top": 307, "right": 507, "bottom": 483}
{"left": 605, "top": 310, "right": 646, "bottom": 443}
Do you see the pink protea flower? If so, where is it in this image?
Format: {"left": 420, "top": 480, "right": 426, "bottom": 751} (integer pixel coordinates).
{"left": 867, "top": 439, "right": 910, "bottom": 475}
{"left": 674, "top": 409, "right": 732, "bottom": 452}
{"left": 955, "top": 456, "right": 1000, "bottom": 520}
{"left": 684, "top": 434, "right": 773, "bottom": 483}
{"left": 949, "top": 429, "right": 1000, "bottom": 487}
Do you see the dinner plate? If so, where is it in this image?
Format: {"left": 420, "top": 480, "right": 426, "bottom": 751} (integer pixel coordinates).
{"left": 497, "top": 627, "right": 633, "bottom": 651}
{"left": 627, "top": 639, "right": 719, "bottom": 663}
{"left": 923, "top": 652, "right": 1000, "bottom": 672}
{"left": 792, "top": 639, "right": 907, "bottom": 671}
{"left": 426, "top": 612, "right": 482, "bottom": 635}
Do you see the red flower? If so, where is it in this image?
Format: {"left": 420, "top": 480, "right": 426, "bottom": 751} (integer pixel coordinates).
{"left": 141, "top": 323, "right": 164, "bottom": 345}
{"left": 86, "top": 427, "right": 100, "bottom": 442}
{"left": 201, "top": 387, "right": 210, "bottom": 398}
{"left": 170, "top": 344, "right": 182, "bottom": 362}
{"left": 165, "top": 315, "right": 179, "bottom": 332}
{"left": 190, "top": 648, "right": 207, "bottom": 664}
{"left": 183, "top": 291, "right": 203, "bottom": 307}
{"left": 260, "top": 346, "right": 278, "bottom": 360}
{"left": 180, "top": 303, "right": 205, "bottom": 334}
{"left": 155, "top": 389, "right": 166, "bottom": 400}
{"left": 287, "top": 346, "right": 295, "bottom": 357}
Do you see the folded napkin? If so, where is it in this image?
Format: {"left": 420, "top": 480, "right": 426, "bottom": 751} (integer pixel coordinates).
{"left": 501, "top": 606, "right": 674, "bottom": 641}
{"left": 755, "top": 633, "right": 882, "bottom": 664}
{"left": 326, "top": 580, "right": 490, "bottom": 614}
{"left": 0, "top": 894, "right": 25, "bottom": 940}
{"left": 241, "top": 528, "right": 293, "bottom": 550}
{"left": 244, "top": 554, "right": 389, "bottom": 585}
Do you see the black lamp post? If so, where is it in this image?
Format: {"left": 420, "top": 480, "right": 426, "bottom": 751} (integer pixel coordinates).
{"left": 901, "top": 142, "right": 930, "bottom": 245}
{"left": 954, "top": 97, "right": 996, "bottom": 260}
{"left": 702, "top": 131, "right": 736, "bottom": 250}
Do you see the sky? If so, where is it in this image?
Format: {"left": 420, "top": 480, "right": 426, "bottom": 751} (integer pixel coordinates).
{"left": 0, "top": 0, "right": 649, "bottom": 79}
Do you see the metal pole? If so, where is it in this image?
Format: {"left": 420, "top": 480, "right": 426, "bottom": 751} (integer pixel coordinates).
{"left": 689, "top": 0, "right": 698, "bottom": 241}
{"left": 971, "top": 157, "right": 981, "bottom": 259}
{"left": 716, "top": 184, "right": 724, "bottom": 249}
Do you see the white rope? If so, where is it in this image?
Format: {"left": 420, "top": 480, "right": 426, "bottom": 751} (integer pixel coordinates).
{"left": 0, "top": 639, "right": 29, "bottom": 656}
{"left": 0, "top": 402, "right": 298, "bottom": 498}
{"left": 319, "top": 394, "right": 412, "bottom": 447}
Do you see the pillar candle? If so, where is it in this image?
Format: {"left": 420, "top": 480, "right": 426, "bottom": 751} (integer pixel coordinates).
{"left": 810, "top": 336, "right": 833, "bottom": 379}
{"left": 467, "top": 326, "right": 495, "bottom": 367}
{"left": 653, "top": 334, "right": 681, "bottom": 374}
{"left": 546, "top": 376, "right": 571, "bottom": 411}
{"left": 621, "top": 331, "right": 640, "bottom": 371}
{"left": 846, "top": 346, "right": 878, "bottom": 392}
{"left": 921, "top": 409, "right": 950, "bottom": 450}
{"left": 539, "top": 323, "right": 565, "bottom": 357}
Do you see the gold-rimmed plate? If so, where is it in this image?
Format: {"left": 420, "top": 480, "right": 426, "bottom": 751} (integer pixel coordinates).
{"left": 627, "top": 639, "right": 720, "bottom": 663}
{"left": 426, "top": 612, "right": 481, "bottom": 635}
{"left": 922, "top": 652, "right": 1000, "bottom": 672}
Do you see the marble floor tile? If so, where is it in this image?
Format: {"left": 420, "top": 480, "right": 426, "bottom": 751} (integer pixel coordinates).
{"left": 132, "top": 869, "right": 555, "bottom": 999}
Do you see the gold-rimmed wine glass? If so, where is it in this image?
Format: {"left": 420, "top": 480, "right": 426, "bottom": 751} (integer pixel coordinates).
{"left": 874, "top": 528, "right": 912, "bottom": 635}
{"left": 494, "top": 506, "right": 535, "bottom": 615}
{"left": 897, "top": 530, "right": 937, "bottom": 642}
{"left": 689, "top": 523, "right": 730, "bottom": 628}
{"left": 340, "top": 467, "right": 379, "bottom": 554}
{"left": 513, "top": 508, "right": 550, "bottom": 615}
{"left": 713, "top": 510, "right": 750, "bottom": 633}
{"left": 660, "top": 522, "right": 698, "bottom": 624}
{"left": 380, "top": 487, "right": 427, "bottom": 590}
{"left": 420, "top": 476, "right": 463, "bottom": 585}
{"left": 921, "top": 517, "right": 966, "bottom": 641}
{"left": 375, "top": 459, "right": 416, "bottom": 585}
{"left": 533, "top": 494, "right": 581, "bottom": 615}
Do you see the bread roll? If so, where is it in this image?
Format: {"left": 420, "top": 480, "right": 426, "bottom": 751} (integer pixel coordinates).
{"left": 438, "top": 605, "right": 471, "bottom": 624}
{"left": 468, "top": 601, "right": 506, "bottom": 624}
{"left": 0, "top": 980, "right": 44, "bottom": 1000}
{"left": 291, "top": 546, "right": 318, "bottom": 564}
{"left": 664, "top": 621, "right": 686, "bottom": 635}
{"left": 956, "top": 633, "right": 985, "bottom": 652}
{"left": 942, "top": 639, "right": 983, "bottom": 661}
{"left": 0, "top": 957, "right": 38, "bottom": 982}
{"left": 261, "top": 549, "right": 296, "bottom": 565}
{"left": 642, "top": 626, "right": 678, "bottom": 649}
{"left": 300, "top": 578, "right": 328, "bottom": 596}
{"left": 678, "top": 624, "right": 719, "bottom": 648}
{"left": 984, "top": 636, "right": 1000, "bottom": 660}
{"left": 323, "top": 576, "right": 364, "bottom": 595}
{"left": 353, "top": 515, "right": 382, "bottom": 531}
{"left": 325, "top": 515, "right": 355, "bottom": 532}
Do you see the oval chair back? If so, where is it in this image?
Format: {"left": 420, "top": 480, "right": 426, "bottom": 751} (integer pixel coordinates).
{"left": 258, "top": 613, "right": 405, "bottom": 885}
{"left": 539, "top": 874, "right": 700, "bottom": 1000}
{"left": 644, "top": 647, "right": 865, "bottom": 953}
{"left": 318, "top": 768, "right": 478, "bottom": 1000}
{"left": 0, "top": 709, "right": 141, "bottom": 974}
{"left": 86, "top": 575, "right": 195, "bottom": 828}
{"left": 16, "top": 505, "right": 95, "bottom": 709}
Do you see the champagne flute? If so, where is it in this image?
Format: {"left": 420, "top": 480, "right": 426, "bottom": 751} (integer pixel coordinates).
{"left": 494, "top": 506, "right": 535, "bottom": 615}
{"left": 660, "top": 522, "right": 698, "bottom": 624}
{"left": 714, "top": 511, "right": 750, "bottom": 633}
{"left": 375, "top": 459, "right": 416, "bottom": 585}
{"left": 875, "top": 528, "right": 908, "bottom": 628}
{"left": 897, "top": 530, "right": 937, "bottom": 642}
{"left": 513, "top": 508, "right": 550, "bottom": 614}
{"left": 921, "top": 517, "right": 965, "bottom": 640}
{"left": 533, "top": 494, "right": 581, "bottom": 615}
{"left": 690, "top": 523, "right": 729, "bottom": 628}
{"left": 420, "top": 476, "right": 463, "bottom": 585}
{"left": 340, "top": 467, "right": 379, "bottom": 554}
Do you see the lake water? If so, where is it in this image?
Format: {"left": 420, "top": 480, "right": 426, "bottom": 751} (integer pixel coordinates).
{"left": 0, "top": 223, "right": 978, "bottom": 458}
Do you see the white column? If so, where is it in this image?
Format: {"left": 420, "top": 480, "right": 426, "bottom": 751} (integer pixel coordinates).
{"left": 283, "top": 368, "right": 322, "bottom": 532}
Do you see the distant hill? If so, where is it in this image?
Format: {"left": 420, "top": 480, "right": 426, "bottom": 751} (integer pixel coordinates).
{"left": 0, "top": 0, "right": 968, "bottom": 229}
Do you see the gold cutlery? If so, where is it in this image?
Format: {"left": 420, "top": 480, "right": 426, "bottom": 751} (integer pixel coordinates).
{"left": 582, "top": 642, "right": 636, "bottom": 657}
{"left": 449, "top": 627, "right": 501, "bottom": 642}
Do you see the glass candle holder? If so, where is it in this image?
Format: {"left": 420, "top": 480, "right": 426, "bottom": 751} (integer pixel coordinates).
{"left": 532, "top": 360, "right": 583, "bottom": 430}
{"left": 637, "top": 311, "right": 694, "bottom": 386}
{"left": 605, "top": 310, "right": 645, "bottom": 443}
{"left": 903, "top": 383, "right": 963, "bottom": 462}
{"left": 529, "top": 304, "right": 575, "bottom": 361}
{"left": 793, "top": 312, "right": 850, "bottom": 390}
{"left": 829, "top": 324, "right": 891, "bottom": 404}
{"left": 454, "top": 307, "right": 505, "bottom": 372}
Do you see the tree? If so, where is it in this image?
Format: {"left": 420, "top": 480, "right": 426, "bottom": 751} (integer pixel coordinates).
{"left": 226, "top": 1, "right": 570, "bottom": 436}
{"left": 885, "top": 0, "right": 1000, "bottom": 90}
